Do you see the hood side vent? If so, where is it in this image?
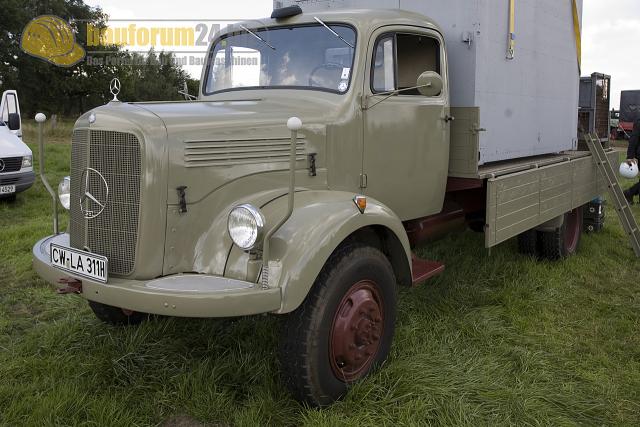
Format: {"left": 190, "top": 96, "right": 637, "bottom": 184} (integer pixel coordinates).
{"left": 184, "top": 137, "right": 306, "bottom": 168}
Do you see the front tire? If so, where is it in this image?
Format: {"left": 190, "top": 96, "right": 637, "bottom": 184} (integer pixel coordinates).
{"left": 88, "top": 301, "right": 147, "bottom": 326}
{"left": 279, "top": 245, "right": 398, "bottom": 407}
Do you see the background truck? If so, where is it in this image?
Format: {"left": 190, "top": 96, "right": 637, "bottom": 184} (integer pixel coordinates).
{"left": 620, "top": 90, "right": 640, "bottom": 136}
{"left": 0, "top": 90, "right": 35, "bottom": 200}
{"left": 34, "top": 2, "right": 618, "bottom": 407}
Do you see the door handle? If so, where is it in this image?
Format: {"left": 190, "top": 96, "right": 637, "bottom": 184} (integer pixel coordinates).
{"left": 444, "top": 115, "right": 455, "bottom": 123}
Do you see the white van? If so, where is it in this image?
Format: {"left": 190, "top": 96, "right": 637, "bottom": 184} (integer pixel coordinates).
{"left": 0, "top": 90, "right": 34, "bottom": 200}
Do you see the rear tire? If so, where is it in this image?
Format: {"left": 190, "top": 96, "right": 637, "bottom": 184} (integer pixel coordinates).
{"left": 279, "top": 245, "right": 398, "bottom": 407}
{"left": 517, "top": 229, "right": 539, "bottom": 257}
{"left": 539, "top": 207, "right": 583, "bottom": 260}
{"left": 88, "top": 301, "right": 147, "bottom": 326}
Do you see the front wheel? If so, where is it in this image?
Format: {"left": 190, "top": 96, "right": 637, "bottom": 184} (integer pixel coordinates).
{"left": 279, "top": 245, "right": 398, "bottom": 407}
{"left": 88, "top": 301, "right": 148, "bottom": 326}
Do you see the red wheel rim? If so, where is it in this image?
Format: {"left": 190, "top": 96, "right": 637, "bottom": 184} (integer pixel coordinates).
{"left": 329, "top": 280, "right": 384, "bottom": 382}
{"left": 564, "top": 208, "right": 581, "bottom": 253}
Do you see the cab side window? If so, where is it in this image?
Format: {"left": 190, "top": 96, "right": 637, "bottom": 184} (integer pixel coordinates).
{"left": 372, "top": 36, "right": 395, "bottom": 93}
{"left": 372, "top": 32, "right": 441, "bottom": 95}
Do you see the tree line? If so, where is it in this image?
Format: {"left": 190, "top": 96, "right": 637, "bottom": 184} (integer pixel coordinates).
{"left": 0, "top": 0, "right": 199, "bottom": 118}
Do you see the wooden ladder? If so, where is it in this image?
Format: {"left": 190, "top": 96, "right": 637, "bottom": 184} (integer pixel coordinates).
{"left": 584, "top": 133, "right": 640, "bottom": 257}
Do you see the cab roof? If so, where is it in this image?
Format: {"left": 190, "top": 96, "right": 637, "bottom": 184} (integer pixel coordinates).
{"left": 229, "top": 8, "right": 442, "bottom": 38}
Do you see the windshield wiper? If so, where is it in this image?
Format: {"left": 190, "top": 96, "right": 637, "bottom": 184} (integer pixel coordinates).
{"left": 314, "top": 17, "right": 354, "bottom": 49}
{"left": 240, "top": 24, "right": 276, "bottom": 50}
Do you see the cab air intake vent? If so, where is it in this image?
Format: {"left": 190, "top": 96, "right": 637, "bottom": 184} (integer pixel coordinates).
{"left": 184, "top": 137, "right": 306, "bottom": 167}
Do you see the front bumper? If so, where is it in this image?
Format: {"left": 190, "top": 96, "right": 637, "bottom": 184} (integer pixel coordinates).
{"left": 33, "top": 233, "right": 281, "bottom": 318}
{"left": 0, "top": 170, "right": 35, "bottom": 196}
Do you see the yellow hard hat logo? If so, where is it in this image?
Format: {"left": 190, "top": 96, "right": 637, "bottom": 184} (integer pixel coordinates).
{"left": 21, "top": 15, "right": 85, "bottom": 67}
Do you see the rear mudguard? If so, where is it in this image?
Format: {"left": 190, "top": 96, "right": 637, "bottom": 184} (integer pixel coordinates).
{"left": 225, "top": 190, "right": 412, "bottom": 314}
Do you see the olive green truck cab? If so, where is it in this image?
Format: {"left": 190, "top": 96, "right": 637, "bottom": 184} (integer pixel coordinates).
{"left": 33, "top": 5, "right": 615, "bottom": 406}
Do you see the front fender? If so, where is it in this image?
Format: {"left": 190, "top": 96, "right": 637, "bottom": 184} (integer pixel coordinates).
{"left": 225, "top": 190, "right": 412, "bottom": 314}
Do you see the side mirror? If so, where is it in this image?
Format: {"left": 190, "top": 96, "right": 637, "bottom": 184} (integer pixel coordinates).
{"left": 417, "top": 71, "right": 443, "bottom": 97}
{"left": 7, "top": 113, "right": 20, "bottom": 131}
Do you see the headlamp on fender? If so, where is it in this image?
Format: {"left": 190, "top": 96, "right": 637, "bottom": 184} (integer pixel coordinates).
{"left": 58, "top": 176, "right": 70, "bottom": 210}
{"left": 227, "top": 204, "right": 265, "bottom": 250}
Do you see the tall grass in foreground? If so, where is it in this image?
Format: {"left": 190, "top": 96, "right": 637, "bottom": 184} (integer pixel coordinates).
{"left": 0, "top": 138, "right": 639, "bottom": 426}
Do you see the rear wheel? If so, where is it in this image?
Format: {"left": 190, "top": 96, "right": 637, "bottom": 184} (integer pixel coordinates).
{"left": 539, "top": 207, "right": 583, "bottom": 260}
{"left": 517, "top": 229, "right": 539, "bottom": 257}
{"left": 279, "top": 245, "right": 397, "bottom": 407}
{"left": 88, "top": 301, "right": 147, "bottom": 326}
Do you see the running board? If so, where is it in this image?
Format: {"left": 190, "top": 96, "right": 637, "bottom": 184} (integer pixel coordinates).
{"left": 584, "top": 133, "right": 640, "bottom": 257}
{"left": 411, "top": 254, "right": 445, "bottom": 285}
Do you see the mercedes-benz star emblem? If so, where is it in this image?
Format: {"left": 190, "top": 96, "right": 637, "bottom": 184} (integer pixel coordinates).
{"left": 0, "top": 159, "right": 5, "bottom": 172}
{"left": 79, "top": 168, "right": 109, "bottom": 219}
{"left": 109, "top": 77, "right": 121, "bottom": 102}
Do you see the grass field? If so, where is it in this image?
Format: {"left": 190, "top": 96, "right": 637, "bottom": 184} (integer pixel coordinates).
{"left": 1, "top": 123, "right": 639, "bottom": 426}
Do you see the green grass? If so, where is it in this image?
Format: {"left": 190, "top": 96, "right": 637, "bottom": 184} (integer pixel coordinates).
{"left": 1, "top": 127, "right": 640, "bottom": 426}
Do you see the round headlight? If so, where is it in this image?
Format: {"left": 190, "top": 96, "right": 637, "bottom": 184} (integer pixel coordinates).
{"left": 227, "top": 204, "right": 265, "bottom": 250}
{"left": 58, "top": 176, "right": 70, "bottom": 210}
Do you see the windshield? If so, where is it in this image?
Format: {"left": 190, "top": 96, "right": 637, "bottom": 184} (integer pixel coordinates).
{"left": 204, "top": 23, "right": 357, "bottom": 95}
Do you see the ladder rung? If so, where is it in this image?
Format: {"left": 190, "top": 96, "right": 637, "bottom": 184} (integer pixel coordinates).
{"left": 585, "top": 133, "right": 640, "bottom": 258}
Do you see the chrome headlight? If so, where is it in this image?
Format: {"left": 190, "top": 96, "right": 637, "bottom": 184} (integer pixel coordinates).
{"left": 58, "top": 176, "right": 70, "bottom": 210}
{"left": 227, "top": 204, "right": 265, "bottom": 250}
{"left": 21, "top": 155, "right": 32, "bottom": 169}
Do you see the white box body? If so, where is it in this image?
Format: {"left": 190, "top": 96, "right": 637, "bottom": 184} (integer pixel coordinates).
{"left": 274, "top": 0, "right": 583, "bottom": 164}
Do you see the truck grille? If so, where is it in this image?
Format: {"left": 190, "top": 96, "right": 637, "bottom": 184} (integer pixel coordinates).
{"left": 0, "top": 157, "right": 22, "bottom": 173}
{"left": 69, "top": 129, "right": 142, "bottom": 276}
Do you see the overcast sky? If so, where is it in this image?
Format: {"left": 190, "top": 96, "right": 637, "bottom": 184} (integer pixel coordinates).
{"left": 85, "top": 0, "right": 640, "bottom": 108}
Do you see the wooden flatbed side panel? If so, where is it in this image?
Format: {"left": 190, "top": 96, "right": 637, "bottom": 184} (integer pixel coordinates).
{"left": 486, "top": 168, "right": 540, "bottom": 247}
{"left": 539, "top": 162, "right": 573, "bottom": 223}
{"left": 448, "top": 107, "right": 480, "bottom": 178}
{"left": 485, "top": 150, "right": 618, "bottom": 248}
{"left": 572, "top": 156, "right": 598, "bottom": 208}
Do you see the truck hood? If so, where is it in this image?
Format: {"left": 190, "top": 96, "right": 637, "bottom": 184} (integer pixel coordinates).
{"left": 133, "top": 94, "right": 340, "bottom": 138}
{"left": 0, "top": 125, "right": 31, "bottom": 158}
{"left": 133, "top": 93, "right": 343, "bottom": 204}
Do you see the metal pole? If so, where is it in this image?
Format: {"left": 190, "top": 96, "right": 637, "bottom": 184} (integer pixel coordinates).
{"left": 36, "top": 113, "right": 58, "bottom": 235}
{"left": 261, "top": 117, "right": 302, "bottom": 289}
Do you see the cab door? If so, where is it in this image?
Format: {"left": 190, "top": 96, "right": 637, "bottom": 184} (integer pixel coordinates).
{"left": 362, "top": 27, "right": 449, "bottom": 221}
{"left": 1, "top": 90, "right": 22, "bottom": 139}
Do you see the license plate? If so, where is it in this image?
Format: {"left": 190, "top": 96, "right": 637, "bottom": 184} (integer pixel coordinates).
{"left": 50, "top": 244, "right": 108, "bottom": 283}
{"left": 0, "top": 185, "right": 15, "bottom": 194}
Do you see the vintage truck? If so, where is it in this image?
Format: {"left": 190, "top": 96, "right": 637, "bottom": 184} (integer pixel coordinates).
{"left": 33, "top": 2, "right": 618, "bottom": 406}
